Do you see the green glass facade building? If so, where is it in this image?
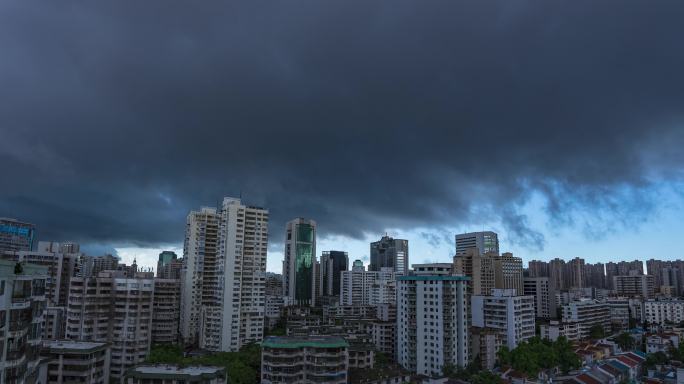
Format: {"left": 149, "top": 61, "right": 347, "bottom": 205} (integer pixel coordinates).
{"left": 283, "top": 218, "right": 317, "bottom": 306}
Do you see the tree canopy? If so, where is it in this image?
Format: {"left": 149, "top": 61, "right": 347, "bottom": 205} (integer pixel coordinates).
{"left": 589, "top": 325, "right": 606, "bottom": 340}
{"left": 614, "top": 333, "right": 635, "bottom": 351}
{"left": 497, "top": 337, "right": 581, "bottom": 377}
{"left": 146, "top": 344, "right": 261, "bottom": 384}
{"left": 442, "top": 359, "right": 502, "bottom": 384}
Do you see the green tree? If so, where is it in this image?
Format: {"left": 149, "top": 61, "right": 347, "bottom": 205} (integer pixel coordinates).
{"left": 442, "top": 362, "right": 457, "bottom": 378}
{"left": 589, "top": 325, "right": 605, "bottom": 339}
{"left": 146, "top": 344, "right": 260, "bottom": 384}
{"left": 375, "top": 352, "right": 389, "bottom": 369}
{"left": 645, "top": 351, "right": 668, "bottom": 368}
{"left": 497, "top": 346, "right": 511, "bottom": 366}
{"left": 672, "top": 341, "right": 684, "bottom": 361}
{"left": 470, "top": 371, "right": 503, "bottom": 384}
{"left": 615, "top": 333, "right": 635, "bottom": 351}
{"left": 554, "top": 336, "right": 581, "bottom": 373}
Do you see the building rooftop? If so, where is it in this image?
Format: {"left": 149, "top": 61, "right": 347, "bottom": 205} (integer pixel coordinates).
{"left": 398, "top": 275, "right": 470, "bottom": 281}
{"left": 262, "top": 336, "right": 349, "bottom": 349}
{"left": 43, "top": 340, "right": 109, "bottom": 353}
{"left": 127, "top": 365, "right": 225, "bottom": 380}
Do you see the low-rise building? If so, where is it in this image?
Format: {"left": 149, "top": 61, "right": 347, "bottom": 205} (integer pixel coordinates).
{"left": 562, "top": 299, "right": 611, "bottom": 340}
{"left": 261, "top": 336, "right": 349, "bottom": 384}
{"left": 125, "top": 365, "right": 226, "bottom": 384}
{"left": 644, "top": 299, "right": 684, "bottom": 325}
{"left": 42, "top": 340, "right": 111, "bottom": 384}
{"left": 349, "top": 342, "right": 375, "bottom": 369}
{"left": 646, "top": 333, "right": 680, "bottom": 354}
{"left": 540, "top": 320, "right": 581, "bottom": 342}
{"left": 471, "top": 327, "right": 503, "bottom": 370}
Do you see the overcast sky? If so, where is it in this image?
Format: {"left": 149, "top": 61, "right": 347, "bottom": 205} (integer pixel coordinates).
{"left": 2, "top": 1, "right": 684, "bottom": 272}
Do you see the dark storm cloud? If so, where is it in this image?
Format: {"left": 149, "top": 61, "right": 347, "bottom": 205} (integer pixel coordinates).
{"left": 1, "top": 0, "right": 684, "bottom": 250}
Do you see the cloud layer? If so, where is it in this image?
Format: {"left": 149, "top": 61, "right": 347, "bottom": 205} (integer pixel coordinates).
{"left": 1, "top": 1, "right": 684, "bottom": 250}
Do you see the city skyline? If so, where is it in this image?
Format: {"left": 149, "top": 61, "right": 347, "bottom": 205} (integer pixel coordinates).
{"left": 3, "top": 1, "right": 684, "bottom": 382}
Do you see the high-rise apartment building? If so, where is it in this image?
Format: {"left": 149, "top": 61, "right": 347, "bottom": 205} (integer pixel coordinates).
{"left": 7, "top": 242, "right": 83, "bottom": 344}
{"left": 194, "top": 197, "right": 269, "bottom": 352}
{"left": 660, "top": 267, "right": 680, "bottom": 296}
{"left": 88, "top": 254, "right": 120, "bottom": 276}
{"left": 493, "top": 252, "right": 524, "bottom": 295}
{"left": 12, "top": 241, "right": 81, "bottom": 307}
{"left": 283, "top": 218, "right": 317, "bottom": 306}
{"left": 152, "top": 278, "right": 181, "bottom": 344}
{"left": 180, "top": 206, "right": 219, "bottom": 345}
{"left": 647, "top": 259, "right": 684, "bottom": 295}
{"left": 452, "top": 248, "right": 495, "bottom": 295}
{"left": 646, "top": 259, "right": 666, "bottom": 288}
{"left": 370, "top": 235, "right": 408, "bottom": 276}
{"left": 320, "top": 250, "right": 348, "bottom": 297}
{"left": 613, "top": 274, "right": 655, "bottom": 299}
{"left": 527, "top": 260, "right": 549, "bottom": 278}
{"left": 66, "top": 270, "right": 154, "bottom": 381}
{"left": 584, "top": 262, "right": 606, "bottom": 289}
{"left": 471, "top": 289, "right": 536, "bottom": 350}
{"left": 568, "top": 257, "right": 585, "bottom": 288}
{"left": 0, "top": 217, "right": 36, "bottom": 253}
{"left": 340, "top": 261, "right": 396, "bottom": 306}
{"left": 455, "top": 231, "right": 499, "bottom": 256}
{"left": 619, "top": 260, "right": 644, "bottom": 276}
{"left": 549, "top": 258, "right": 567, "bottom": 290}
{"left": 0, "top": 260, "right": 47, "bottom": 383}
{"left": 523, "top": 277, "right": 557, "bottom": 319}
{"left": 397, "top": 264, "right": 469, "bottom": 376}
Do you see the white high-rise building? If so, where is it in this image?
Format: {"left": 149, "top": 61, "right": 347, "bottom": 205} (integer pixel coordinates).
{"left": 523, "top": 277, "right": 557, "bottom": 319}
{"left": 397, "top": 263, "right": 469, "bottom": 376}
{"left": 471, "top": 289, "right": 536, "bottom": 350}
{"left": 180, "top": 206, "right": 219, "bottom": 345}
{"left": 283, "top": 218, "right": 317, "bottom": 306}
{"left": 340, "top": 260, "right": 396, "bottom": 306}
{"left": 201, "top": 197, "right": 269, "bottom": 351}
